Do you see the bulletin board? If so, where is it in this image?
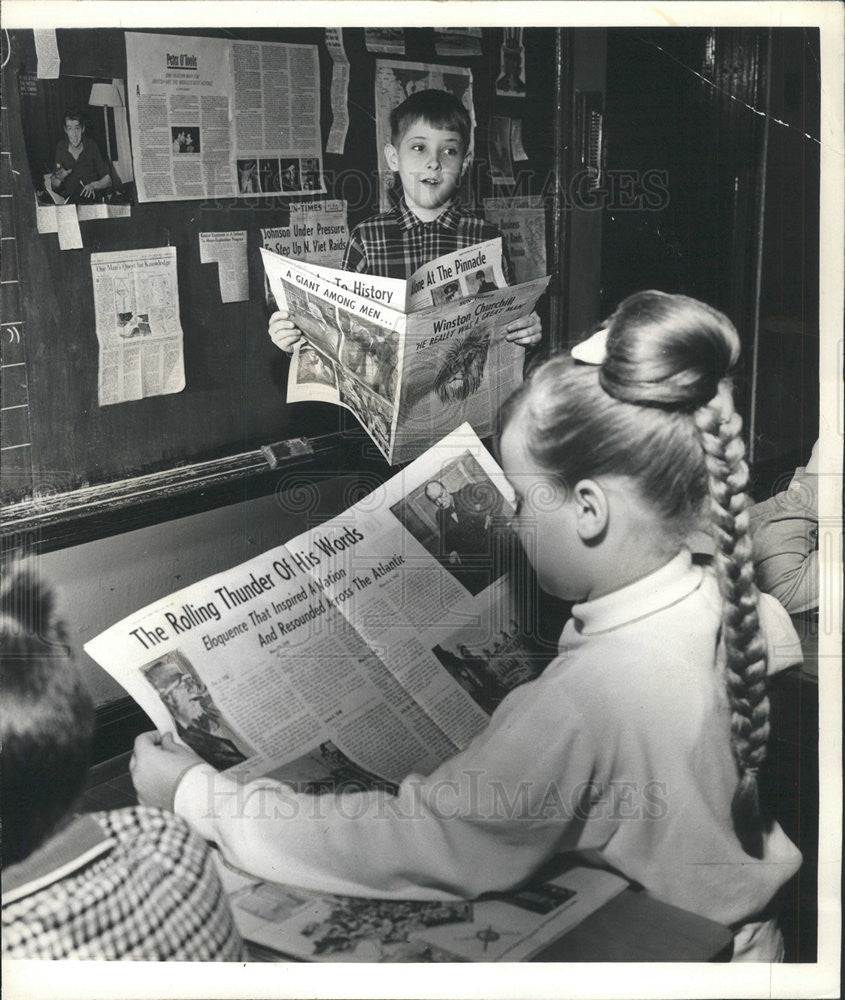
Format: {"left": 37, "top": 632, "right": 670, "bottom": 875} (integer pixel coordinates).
{"left": 1, "top": 26, "right": 562, "bottom": 548}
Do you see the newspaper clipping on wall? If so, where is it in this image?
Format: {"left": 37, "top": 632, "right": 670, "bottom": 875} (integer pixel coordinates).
{"left": 483, "top": 196, "right": 548, "bottom": 283}
{"left": 261, "top": 200, "right": 350, "bottom": 269}
{"left": 261, "top": 200, "right": 350, "bottom": 310}
{"left": 125, "top": 32, "right": 324, "bottom": 203}
{"left": 324, "top": 29, "right": 350, "bottom": 155}
{"left": 261, "top": 241, "right": 549, "bottom": 463}
{"left": 198, "top": 231, "right": 249, "bottom": 303}
{"left": 90, "top": 246, "right": 186, "bottom": 405}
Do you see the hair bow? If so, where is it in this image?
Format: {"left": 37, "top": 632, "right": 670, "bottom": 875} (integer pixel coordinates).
{"left": 570, "top": 327, "right": 608, "bottom": 365}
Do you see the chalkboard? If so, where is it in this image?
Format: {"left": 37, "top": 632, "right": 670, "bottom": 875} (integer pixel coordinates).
{"left": 1, "top": 26, "right": 563, "bottom": 546}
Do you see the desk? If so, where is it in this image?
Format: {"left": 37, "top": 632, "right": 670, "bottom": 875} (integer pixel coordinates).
{"left": 533, "top": 888, "right": 733, "bottom": 962}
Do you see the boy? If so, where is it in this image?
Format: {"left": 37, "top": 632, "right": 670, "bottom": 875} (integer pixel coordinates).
{"left": 1, "top": 561, "right": 243, "bottom": 961}
{"left": 50, "top": 110, "right": 112, "bottom": 204}
{"left": 269, "top": 89, "right": 541, "bottom": 352}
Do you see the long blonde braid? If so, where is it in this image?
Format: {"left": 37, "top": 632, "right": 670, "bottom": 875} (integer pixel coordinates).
{"left": 694, "top": 384, "right": 770, "bottom": 859}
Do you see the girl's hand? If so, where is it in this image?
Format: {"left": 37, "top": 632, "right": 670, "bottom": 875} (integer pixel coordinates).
{"left": 80, "top": 182, "right": 97, "bottom": 199}
{"left": 505, "top": 311, "right": 542, "bottom": 347}
{"left": 130, "top": 731, "right": 203, "bottom": 810}
{"left": 268, "top": 310, "right": 304, "bottom": 353}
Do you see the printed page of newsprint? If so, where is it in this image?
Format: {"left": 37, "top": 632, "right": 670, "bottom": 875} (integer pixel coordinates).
{"left": 2, "top": 3, "right": 841, "bottom": 1000}
{"left": 90, "top": 247, "right": 186, "bottom": 405}
{"left": 125, "top": 31, "right": 324, "bottom": 202}
{"left": 394, "top": 275, "right": 549, "bottom": 463}
{"left": 84, "top": 426, "right": 524, "bottom": 789}
{"left": 263, "top": 246, "right": 547, "bottom": 462}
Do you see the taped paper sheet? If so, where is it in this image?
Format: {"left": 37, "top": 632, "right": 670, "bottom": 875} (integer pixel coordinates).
{"left": 489, "top": 116, "right": 515, "bottom": 185}
{"left": 496, "top": 28, "right": 526, "bottom": 97}
{"left": 35, "top": 198, "right": 59, "bottom": 234}
{"left": 325, "top": 29, "right": 350, "bottom": 155}
{"left": 483, "top": 196, "right": 547, "bottom": 283}
{"left": 199, "top": 231, "right": 249, "bottom": 303}
{"left": 434, "top": 28, "right": 482, "bottom": 58}
{"left": 125, "top": 32, "right": 325, "bottom": 202}
{"left": 90, "top": 247, "right": 186, "bottom": 405}
{"left": 511, "top": 119, "right": 529, "bottom": 161}
{"left": 365, "top": 29, "right": 406, "bottom": 54}
{"left": 33, "top": 29, "right": 60, "bottom": 78}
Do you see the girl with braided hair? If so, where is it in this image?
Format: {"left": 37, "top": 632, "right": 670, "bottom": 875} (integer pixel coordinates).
{"left": 496, "top": 290, "right": 802, "bottom": 957}
{"left": 132, "top": 291, "right": 802, "bottom": 962}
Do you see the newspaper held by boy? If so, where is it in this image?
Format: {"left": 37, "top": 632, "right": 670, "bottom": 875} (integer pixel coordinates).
{"left": 261, "top": 243, "right": 550, "bottom": 463}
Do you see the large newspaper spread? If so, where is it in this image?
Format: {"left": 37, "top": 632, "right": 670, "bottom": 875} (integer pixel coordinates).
{"left": 261, "top": 243, "right": 550, "bottom": 464}
{"left": 125, "top": 32, "right": 324, "bottom": 203}
{"left": 90, "top": 247, "right": 186, "bottom": 405}
{"left": 85, "top": 426, "right": 550, "bottom": 786}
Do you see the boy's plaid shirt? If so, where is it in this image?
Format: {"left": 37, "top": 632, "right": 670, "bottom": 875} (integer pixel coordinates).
{"left": 2, "top": 807, "right": 244, "bottom": 960}
{"left": 342, "top": 198, "right": 514, "bottom": 283}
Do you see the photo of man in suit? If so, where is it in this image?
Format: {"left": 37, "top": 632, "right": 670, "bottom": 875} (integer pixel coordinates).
{"left": 143, "top": 657, "right": 248, "bottom": 771}
{"left": 472, "top": 269, "right": 498, "bottom": 294}
{"left": 424, "top": 478, "right": 498, "bottom": 594}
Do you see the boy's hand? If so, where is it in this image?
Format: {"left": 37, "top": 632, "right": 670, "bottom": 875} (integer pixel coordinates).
{"left": 505, "top": 311, "right": 542, "bottom": 348}
{"left": 130, "top": 731, "right": 204, "bottom": 811}
{"left": 268, "top": 310, "right": 304, "bottom": 353}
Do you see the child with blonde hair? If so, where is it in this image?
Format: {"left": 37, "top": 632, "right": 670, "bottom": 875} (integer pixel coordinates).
{"left": 133, "top": 291, "right": 802, "bottom": 961}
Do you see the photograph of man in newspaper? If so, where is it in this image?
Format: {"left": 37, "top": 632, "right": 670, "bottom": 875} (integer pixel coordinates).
{"left": 430, "top": 280, "right": 461, "bottom": 305}
{"left": 237, "top": 158, "right": 259, "bottom": 193}
{"left": 389, "top": 452, "right": 510, "bottom": 596}
{"left": 258, "top": 158, "right": 282, "bottom": 193}
{"left": 141, "top": 651, "right": 250, "bottom": 770}
{"left": 471, "top": 268, "right": 499, "bottom": 294}
{"left": 19, "top": 71, "right": 136, "bottom": 206}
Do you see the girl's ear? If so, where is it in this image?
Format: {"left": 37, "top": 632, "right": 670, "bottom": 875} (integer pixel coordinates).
{"left": 384, "top": 143, "right": 399, "bottom": 172}
{"left": 460, "top": 151, "right": 472, "bottom": 176}
{"left": 572, "top": 479, "right": 609, "bottom": 542}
